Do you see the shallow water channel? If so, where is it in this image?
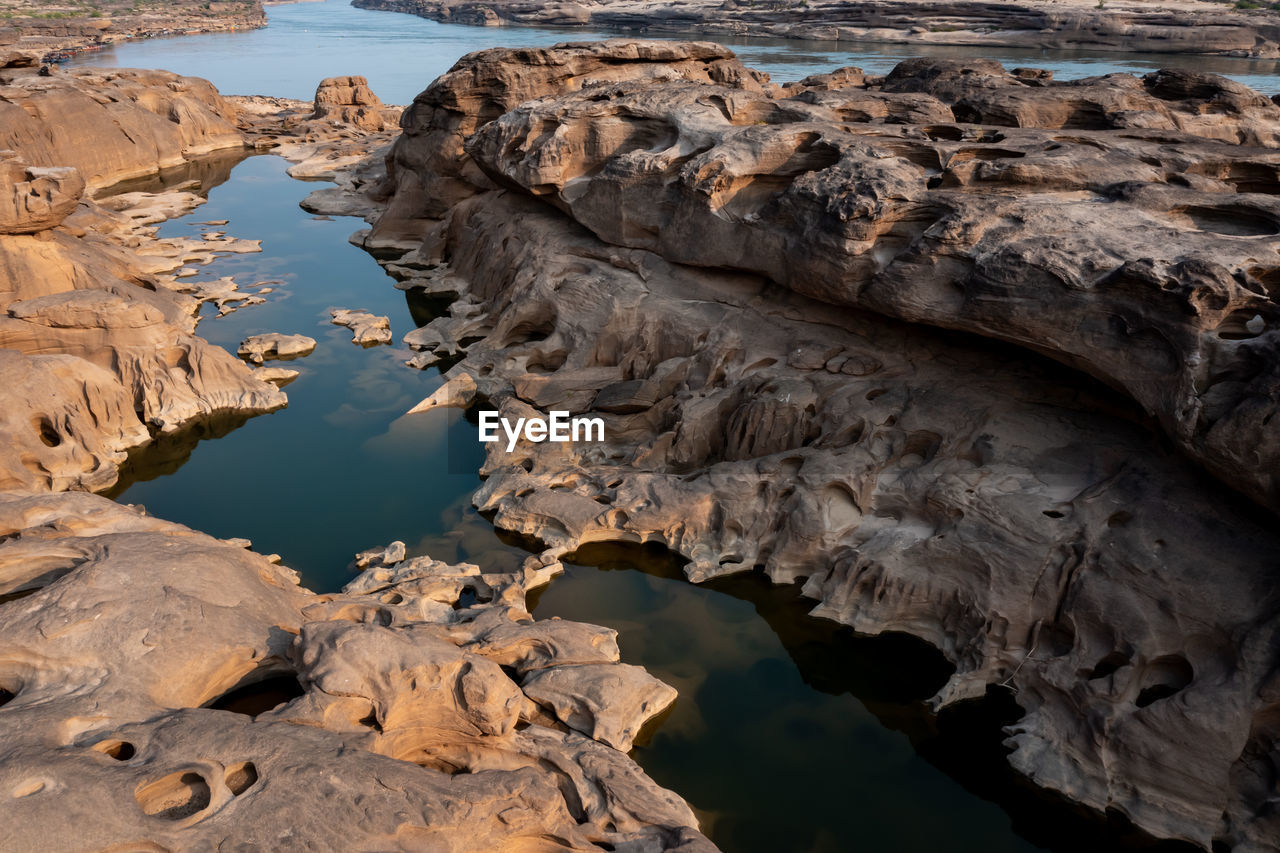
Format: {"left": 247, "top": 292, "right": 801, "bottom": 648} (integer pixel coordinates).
{"left": 73, "top": 2, "right": 1264, "bottom": 849}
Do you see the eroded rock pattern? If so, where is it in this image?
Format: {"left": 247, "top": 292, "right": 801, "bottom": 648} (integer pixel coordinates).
{"left": 0, "top": 67, "right": 286, "bottom": 494}
{"left": 365, "top": 41, "right": 1280, "bottom": 851}
{"left": 0, "top": 491, "right": 710, "bottom": 851}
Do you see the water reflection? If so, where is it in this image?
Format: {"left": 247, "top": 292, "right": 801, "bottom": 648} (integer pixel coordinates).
{"left": 532, "top": 542, "right": 1202, "bottom": 853}
{"left": 93, "top": 148, "right": 252, "bottom": 198}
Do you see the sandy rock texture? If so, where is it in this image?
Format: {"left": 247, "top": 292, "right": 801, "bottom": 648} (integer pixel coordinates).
{"left": 331, "top": 307, "right": 393, "bottom": 345}
{"left": 0, "top": 67, "right": 244, "bottom": 189}
{"left": 313, "top": 74, "right": 389, "bottom": 131}
{"left": 0, "top": 0, "right": 266, "bottom": 57}
{"left": 364, "top": 40, "right": 1280, "bottom": 851}
{"left": 0, "top": 490, "right": 709, "bottom": 851}
{"left": 468, "top": 53, "right": 1280, "bottom": 516}
{"left": 353, "top": 0, "right": 1280, "bottom": 58}
{"left": 0, "top": 66, "right": 285, "bottom": 494}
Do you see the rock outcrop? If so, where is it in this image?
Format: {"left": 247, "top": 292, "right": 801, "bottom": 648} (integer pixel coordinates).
{"left": 365, "top": 41, "right": 1280, "bottom": 851}
{"left": 312, "top": 74, "right": 392, "bottom": 131}
{"left": 0, "top": 490, "right": 709, "bottom": 851}
{"left": 353, "top": 0, "right": 1280, "bottom": 59}
{"left": 0, "top": 67, "right": 245, "bottom": 189}
{"left": 0, "top": 66, "right": 286, "bottom": 494}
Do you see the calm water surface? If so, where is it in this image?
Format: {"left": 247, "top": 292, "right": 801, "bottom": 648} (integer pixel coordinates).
{"left": 80, "top": 4, "right": 1228, "bottom": 851}
{"left": 68, "top": 0, "right": 1280, "bottom": 100}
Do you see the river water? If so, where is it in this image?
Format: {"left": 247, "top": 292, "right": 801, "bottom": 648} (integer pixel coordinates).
{"left": 70, "top": 0, "right": 1280, "bottom": 101}
{"left": 75, "top": 3, "right": 1247, "bottom": 852}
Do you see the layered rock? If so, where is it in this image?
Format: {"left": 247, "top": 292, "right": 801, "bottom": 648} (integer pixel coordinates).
{"left": 0, "top": 490, "right": 708, "bottom": 851}
{"left": 0, "top": 67, "right": 285, "bottom": 494}
{"left": 464, "top": 55, "right": 1280, "bottom": 515}
{"left": 365, "top": 41, "right": 1280, "bottom": 851}
{"left": 0, "top": 67, "right": 244, "bottom": 189}
{"left": 353, "top": 0, "right": 1280, "bottom": 59}
{"left": 312, "top": 74, "right": 391, "bottom": 131}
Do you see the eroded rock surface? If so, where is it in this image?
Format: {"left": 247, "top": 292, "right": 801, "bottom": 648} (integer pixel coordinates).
{"left": 0, "top": 490, "right": 711, "bottom": 851}
{"left": 331, "top": 307, "right": 392, "bottom": 345}
{"left": 365, "top": 41, "right": 1280, "bottom": 851}
{"left": 0, "top": 67, "right": 287, "bottom": 494}
{"left": 238, "top": 332, "right": 317, "bottom": 364}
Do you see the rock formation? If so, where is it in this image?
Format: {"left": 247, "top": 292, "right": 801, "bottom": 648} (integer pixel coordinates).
{"left": 0, "top": 490, "right": 709, "bottom": 851}
{"left": 331, "top": 307, "right": 393, "bottom": 345}
{"left": 0, "top": 67, "right": 284, "bottom": 494}
{"left": 0, "top": 67, "right": 244, "bottom": 189}
{"left": 0, "top": 0, "right": 266, "bottom": 59}
{"left": 0, "top": 62, "right": 716, "bottom": 851}
{"left": 353, "top": 0, "right": 1280, "bottom": 59}
{"left": 364, "top": 40, "right": 1280, "bottom": 851}
{"left": 313, "top": 74, "right": 390, "bottom": 131}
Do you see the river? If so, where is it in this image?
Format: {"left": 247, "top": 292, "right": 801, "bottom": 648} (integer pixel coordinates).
{"left": 74, "top": 3, "right": 1242, "bottom": 852}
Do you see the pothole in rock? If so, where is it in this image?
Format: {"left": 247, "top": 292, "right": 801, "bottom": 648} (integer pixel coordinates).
{"left": 93, "top": 739, "right": 137, "bottom": 761}
{"left": 135, "top": 771, "right": 212, "bottom": 820}
{"left": 205, "top": 674, "right": 305, "bottom": 717}
{"left": 1170, "top": 205, "right": 1279, "bottom": 237}
{"left": 1135, "top": 655, "right": 1194, "bottom": 708}
{"left": 224, "top": 761, "right": 258, "bottom": 796}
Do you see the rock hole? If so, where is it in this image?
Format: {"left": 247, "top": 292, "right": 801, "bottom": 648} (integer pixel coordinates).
{"left": 357, "top": 708, "right": 383, "bottom": 733}
{"left": 94, "top": 740, "right": 136, "bottom": 761}
{"left": 1217, "top": 308, "right": 1269, "bottom": 340}
{"left": 865, "top": 388, "right": 888, "bottom": 401}
{"left": 922, "top": 124, "right": 964, "bottom": 141}
{"left": 1087, "top": 651, "right": 1131, "bottom": 680}
{"left": 0, "top": 686, "right": 15, "bottom": 708}
{"left": 1107, "top": 511, "right": 1133, "bottom": 527}
{"left": 1042, "top": 510, "right": 1065, "bottom": 519}
{"left": 454, "top": 586, "right": 479, "bottom": 609}
{"left": 224, "top": 761, "right": 258, "bottom": 796}
{"left": 206, "top": 674, "right": 305, "bottom": 717}
{"left": 1135, "top": 654, "right": 1193, "bottom": 708}
{"left": 33, "top": 417, "right": 61, "bottom": 448}
{"left": 135, "top": 771, "right": 212, "bottom": 820}
{"left": 1172, "top": 205, "right": 1278, "bottom": 237}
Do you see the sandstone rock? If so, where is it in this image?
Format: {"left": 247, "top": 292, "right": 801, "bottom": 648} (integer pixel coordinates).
{"left": 523, "top": 663, "right": 678, "bottom": 752}
{"left": 237, "top": 332, "right": 317, "bottom": 364}
{"left": 461, "top": 56, "right": 1280, "bottom": 514}
{"left": 0, "top": 490, "right": 712, "bottom": 851}
{"left": 330, "top": 307, "right": 392, "bottom": 345}
{"left": 251, "top": 366, "right": 299, "bottom": 386}
{"left": 312, "top": 74, "right": 388, "bottom": 131}
{"left": 353, "top": 0, "right": 1280, "bottom": 60}
{"left": 0, "top": 152, "right": 84, "bottom": 234}
{"left": 365, "top": 43, "right": 1280, "bottom": 850}
{"left": 0, "top": 67, "right": 244, "bottom": 190}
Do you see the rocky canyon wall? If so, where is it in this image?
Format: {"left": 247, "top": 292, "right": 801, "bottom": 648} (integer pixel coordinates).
{"left": 368, "top": 40, "right": 1280, "bottom": 852}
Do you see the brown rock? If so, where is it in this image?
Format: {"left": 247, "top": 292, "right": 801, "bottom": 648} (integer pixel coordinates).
{"left": 0, "top": 152, "right": 84, "bottom": 234}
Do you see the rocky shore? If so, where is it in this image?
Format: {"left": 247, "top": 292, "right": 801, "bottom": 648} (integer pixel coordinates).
{"left": 0, "top": 0, "right": 266, "bottom": 63}
{"left": 0, "top": 60, "right": 713, "bottom": 850}
{"left": 356, "top": 40, "right": 1280, "bottom": 851}
{"left": 352, "top": 0, "right": 1280, "bottom": 58}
